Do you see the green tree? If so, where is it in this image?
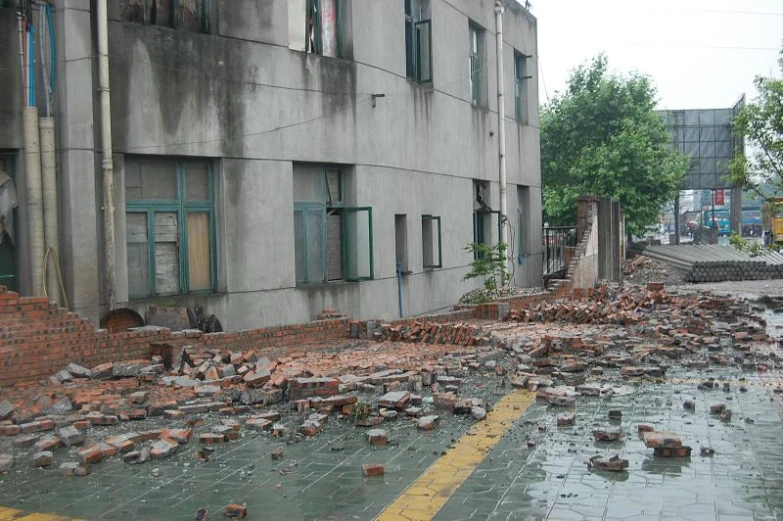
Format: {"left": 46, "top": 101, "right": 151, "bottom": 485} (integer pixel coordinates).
{"left": 730, "top": 46, "right": 783, "bottom": 199}
{"left": 541, "top": 55, "right": 688, "bottom": 235}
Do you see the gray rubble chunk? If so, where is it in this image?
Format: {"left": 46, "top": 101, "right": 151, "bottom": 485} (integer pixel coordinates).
{"left": 57, "top": 426, "right": 85, "bottom": 447}
{"left": 47, "top": 397, "right": 74, "bottom": 415}
{"left": 66, "top": 363, "right": 92, "bottom": 378}
{"left": 0, "top": 399, "right": 14, "bottom": 420}
{"left": 113, "top": 362, "right": 145, "bottom": 377}
{"left": 240, "top": 389, "right": 266, "bottom": 405}
{"left": 0, "top": 454, "right": 14, "bottom": 473}
{"left": 471, "top": 406, "right": 487, "bottom": 421}
{"left": 54, "top": 370, "right": 73, "bottom": 383}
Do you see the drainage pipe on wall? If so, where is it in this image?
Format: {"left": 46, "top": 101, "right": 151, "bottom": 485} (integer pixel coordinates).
{"left": 38, "top": 3, "right": 61, "bottom": 305}
{"left": 39, "top": 117, "right": 60, "bottom": 305}
{"left": 22, "top": 11, "right": 46, "bottom": 297}
{"left": 97, "top": 0, "right": 117, "bottom": 311}
{"left": 23, "top": 106, "right": 45, "bottom": 297}
{"left": 494, "top": 1, "right": 510, "bottom": 274}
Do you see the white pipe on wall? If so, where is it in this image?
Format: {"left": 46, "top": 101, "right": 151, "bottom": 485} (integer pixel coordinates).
{"left": 494, "top": 1, "right": 510, "bottom": 273}
{"left": 39, "top": 116, "right": 60, "bottom": 305}
{"left": 23, "top": 106, "right": 45, "bottom": 297}
{"left": 97, "top": 0, "right": 117, "bottom": 311}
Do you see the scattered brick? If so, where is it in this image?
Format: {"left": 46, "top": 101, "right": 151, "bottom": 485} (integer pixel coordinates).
{"left": 588, "top": 455, "right": 628, "bottom": 471}
{"left": 223, "top": 503, "right": 247, "bottom": 519}
{"left": 33, "top": 451, "right": 54, "bottom": 467}
{"left": 60, "top": 462, "right": 91, "bottom": 476}
{"left": 417, "top": 415, "right": 440, "bottom": 431}
{"left": 362, "top": 463, "right": 385, "bottom": 477}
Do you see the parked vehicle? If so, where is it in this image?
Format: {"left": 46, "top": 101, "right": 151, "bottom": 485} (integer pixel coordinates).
{"left": 702, "top": 209, "right": 730, "bottom": 236}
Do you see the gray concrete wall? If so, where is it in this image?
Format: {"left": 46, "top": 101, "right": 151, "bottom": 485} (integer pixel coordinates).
{"left": 0, "top": 0, "right": 541, "bottom": 329}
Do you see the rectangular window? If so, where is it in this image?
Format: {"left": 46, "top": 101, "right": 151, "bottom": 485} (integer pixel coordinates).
{"left": 395, "top": 214, "right": 408, "bottom": 273}
{"left": 517, "top": 186, "right": 530, "bottom": 259}
{"left": 469, "top": 23, "right": 482, "bottom": 106}
{"left": 422, "top": 215, "right": 442, "bottom": 269}
{"left": 289, "top": 0, "right": 343, "bottom": 57}
{"left": 119, "top": 0, "right": 209, "bottom": 33}
{"left": 405, "top": 0, "right": 432, "bottom": 83}
{"left": 125, "top": 158, "right": 217, "bottom": 298}
{"left": 515, "top": 52, "right": 530, "bottom": 123}
{"left": 294, "top": 166, "right": 373, "bottom": 284}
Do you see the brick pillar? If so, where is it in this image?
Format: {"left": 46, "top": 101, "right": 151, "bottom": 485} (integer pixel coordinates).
{"left": 576, "top": 196, "right": 598, "bottom": 239}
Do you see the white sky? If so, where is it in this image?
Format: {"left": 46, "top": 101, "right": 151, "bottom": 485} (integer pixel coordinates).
{"left": 528, "top": 0, "right": 783, "bottom": 110}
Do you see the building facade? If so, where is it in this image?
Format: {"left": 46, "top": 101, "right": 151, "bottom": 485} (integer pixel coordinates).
{"left": 0, "top": 0, "right": 542, "bottom": 330}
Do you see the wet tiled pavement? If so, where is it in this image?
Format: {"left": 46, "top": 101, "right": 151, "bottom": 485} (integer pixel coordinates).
{"left": 3, "top": 295, "right": 783, "bottom": 521}
{"left": 1, "top": 369, "right": 782, "bottom": 521}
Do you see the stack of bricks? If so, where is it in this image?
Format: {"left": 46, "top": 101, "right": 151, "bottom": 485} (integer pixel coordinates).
{"left": 287, "top": 377, "right": 341, "bottom": 401}
{"left": 371, "top": 321, "right": 489, "bottom": 346}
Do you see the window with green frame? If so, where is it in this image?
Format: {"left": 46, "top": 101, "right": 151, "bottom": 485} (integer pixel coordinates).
{"left": 405, "top": 0, "right": 432, "bottom": 83}
{"left": 469, "top": 22, "right": 483, "bottom": 105}
{"left": 422, "top": 215, "right": 442, "bottom": 269}
{"left": 119, "top": 0, "right": 210, "bottom": 33}
{"left": 125, "top": 157, "right": 217, "bottom": 299}
{"left": 515, "top": 52, "right": 530, "bottom": 123}
{"left": 293, "top": 167, "right": 373, "bottom": 284}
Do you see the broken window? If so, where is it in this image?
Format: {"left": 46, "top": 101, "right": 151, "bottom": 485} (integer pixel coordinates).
{"left": 405, "top": 0, "right": 432, "bottom": 83}
{"left": 422, "top": 215, "right": 442, "bottom": 269}
{"left": 125, "top": 157, "right": 216, "bottom": 298}
{"left": 293, "top": 165, "right": 373, "bottom": 284}
{"left": 288, "top": 0, "right": 344, "bottom": 58}
{"left": 119, "top": 0, "right": 209, "bottom": 33}
{"left": 469, "top": 22, "right": 484, "bottom": 106}
{"left": 515, "top": 52, "right": 531, "bottom": 123}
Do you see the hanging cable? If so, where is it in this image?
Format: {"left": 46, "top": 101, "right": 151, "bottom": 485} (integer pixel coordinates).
{"left": 46, "top": 3, "right": 56, "bottom": 95}
{"left": 39, "top": 3, "right": 50, "bottom": 117}
{"left": 27, "top": 23, "right": 35, "bottom": 107}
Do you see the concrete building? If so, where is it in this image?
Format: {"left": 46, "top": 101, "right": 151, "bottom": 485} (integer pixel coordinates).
{"left": 0, "top": 0, "right": 542, "bottom": 330}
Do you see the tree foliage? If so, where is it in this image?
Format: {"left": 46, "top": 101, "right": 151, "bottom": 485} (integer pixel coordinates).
{"left": 541, "top": 55, "right": 688, "bottom": 235}
{"left": 730, "top": 47, "right": 783, "bottom": 200}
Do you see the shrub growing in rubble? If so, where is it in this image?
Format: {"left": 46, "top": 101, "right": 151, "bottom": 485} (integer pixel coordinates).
{"left": 729, "top": 232, "right": 764, "bottom": 257}
{"left": 461, "top": 242, "right": 512, "bottom": 303}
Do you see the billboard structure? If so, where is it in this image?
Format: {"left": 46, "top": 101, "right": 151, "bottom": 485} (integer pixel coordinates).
{"left": 658, "top": 97, "right": 746, "bottom": 240}
{"left": 658, "top": 96, "right": 744, "bottom": 191}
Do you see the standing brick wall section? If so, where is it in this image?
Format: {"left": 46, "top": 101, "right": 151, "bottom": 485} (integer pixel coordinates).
{"left": 0, "top": 285, "right": 350, "bottom": 387}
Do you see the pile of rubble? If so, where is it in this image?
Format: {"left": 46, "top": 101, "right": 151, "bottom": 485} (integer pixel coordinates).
{"left": 0, "top": 336, "right": 507, "bottom": 476}
{"left": 0, "top": 281, "right": 777, "bottom": 481}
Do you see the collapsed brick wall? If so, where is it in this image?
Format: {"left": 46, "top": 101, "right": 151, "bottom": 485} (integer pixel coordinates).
{"left": 0, "top": 286, "right": 350, "bottom": 387}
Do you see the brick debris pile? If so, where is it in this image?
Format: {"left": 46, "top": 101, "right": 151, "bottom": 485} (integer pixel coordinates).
{"left": 0, "top": 335, "right": 505, "bottom": 476}
{"left": 491, "top": 282, "right": 775, "bottom": 394}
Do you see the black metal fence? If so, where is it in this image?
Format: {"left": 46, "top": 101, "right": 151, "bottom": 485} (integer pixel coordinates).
{"left": 543, "top": 226, "right": 577, "bottom": 275}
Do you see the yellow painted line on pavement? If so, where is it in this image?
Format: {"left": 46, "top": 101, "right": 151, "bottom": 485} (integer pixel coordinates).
{"left": 375, "top": 390, "right": 535, "bottom": 521}
{"left": 0, "top": 507, "right": 85, "bottom": 521}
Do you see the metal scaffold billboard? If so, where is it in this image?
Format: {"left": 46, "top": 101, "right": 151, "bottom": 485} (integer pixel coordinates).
{"left": 658, "top": 96, "right": 745, "bottom": 191}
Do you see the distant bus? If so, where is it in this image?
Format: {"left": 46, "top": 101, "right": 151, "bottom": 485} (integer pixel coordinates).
{"left": 703, "top": 209, "right": 730, "bottom": 236}
{"left": 741, "top": 207, "right": 762, "bottom": 237}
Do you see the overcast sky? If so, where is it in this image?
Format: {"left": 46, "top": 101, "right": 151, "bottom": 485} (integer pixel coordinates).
{"left": 528, "top": 0, "right": 783, "bottom": 110}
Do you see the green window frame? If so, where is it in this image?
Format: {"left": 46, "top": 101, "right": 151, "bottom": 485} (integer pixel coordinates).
{"left": 422, "top": 214, "right": 442, "bottom": 269}
{"left": 469, "top": 23, "right": 481, "bottom": 105}
{"left": 125, "top": 159, "right": 217, "bottom": 299}
{"left": 472, "top": 210, "right": 502, "bottom": 260}
{"left": 515, "top": 52, "right": 530, "bottom": 123}
{"left": 405, "top": 0, "right": 432, "bottom": 84}
{"left": 294, "top": 204, "right": 373, "bottom": 284}
{"left": 293, "top": 168, "right": 373, "bottom": 284}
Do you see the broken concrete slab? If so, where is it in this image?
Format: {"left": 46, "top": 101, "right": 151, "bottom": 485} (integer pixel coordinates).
{"left": 588, "top": 455, "right": 628, "bottom": 471}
